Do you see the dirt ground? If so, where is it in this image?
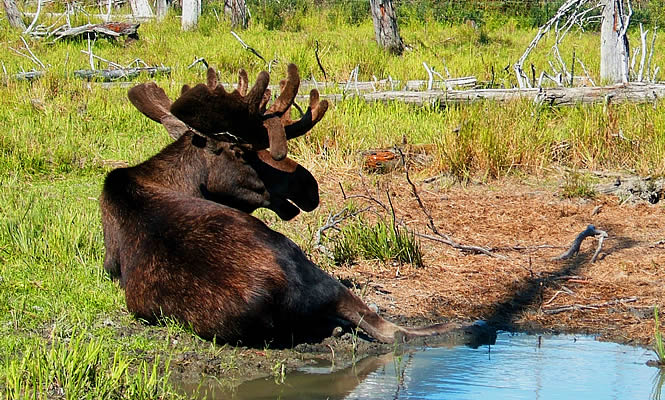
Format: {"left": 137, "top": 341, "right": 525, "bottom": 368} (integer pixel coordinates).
{"left": 163, "top": 170, "right": 664, "bottom": 392}
{"left": 323, "top": 170, "right": 664, "bottom": 347}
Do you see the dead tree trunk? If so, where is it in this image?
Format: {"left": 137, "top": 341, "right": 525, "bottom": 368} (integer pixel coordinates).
{"left": 2, "top": 0, "right": 26, "bottom": 30}
{"left": 155, "top": 0, "right": 168, "bottom": 21}
{"left": 181, "top": 0, "right": 200, "bottom": 30}
{"left": 600, "top": 0, "right": 631, "bottom": 83}
{"left": 369, "top": 0, "right": 404, "bottom": 55}
{"left": 128, "top": 0, "right": 153, "bottom": 19}
{"left": 224, "top": 0, "right": 249, "bottom": 29}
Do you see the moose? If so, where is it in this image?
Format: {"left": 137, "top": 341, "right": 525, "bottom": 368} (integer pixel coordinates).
{"left": 100, "top": 64, "right": 459, "bottom": 345}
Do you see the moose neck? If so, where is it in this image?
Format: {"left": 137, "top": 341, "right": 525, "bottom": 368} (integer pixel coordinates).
{"left": 132, "top": 133, "right": 209, "bottom": 198}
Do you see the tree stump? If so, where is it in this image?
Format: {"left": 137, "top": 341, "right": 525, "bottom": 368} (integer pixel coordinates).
{"left": 129, "top": 0, "right": 153, "bottom": 19}
{"left": 369, "top": 0, "right": 404, "bottom": 55}
{"left": 600, "top": 0, "right": 630, "bottom": 83}
{"left": 2, "top": 0, "right": 26, "bottom": 30}
{"left": 224, "top": 0, "right": 248, "bottom": 29}
{"left": 181, "top": 0, "right": 200, "bottom": 30}
{"left": 155, "top": 0, "right": 168, "bottom": 21}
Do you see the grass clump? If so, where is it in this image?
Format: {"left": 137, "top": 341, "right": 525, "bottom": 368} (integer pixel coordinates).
{"left": 331, "top": 218, "right": 424, "bottom": 268}
{"left": 2, "top": 328, "right": 179, "bottom": 399}
{"left": 654, "top": 306, "right": 665, "bottom": 367}
{"left": 561, "top": 170, "right": 596, "bottom": 199}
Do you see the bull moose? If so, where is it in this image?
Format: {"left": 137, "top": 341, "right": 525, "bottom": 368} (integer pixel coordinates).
{"left": 100, "top": 64, "right": 459, "bottom": 345}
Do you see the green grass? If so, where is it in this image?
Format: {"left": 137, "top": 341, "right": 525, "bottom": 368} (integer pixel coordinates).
{"left": 1, "top": 2, "right": 665, "bottom": 396}
{"left": 654, "top": 306, "right": 665, "bottom": 367}
{"left": 331, "top": 217, "right": 424, "bottom": 268}
{"left": 561, "top": 169, "right": 596, "bottom": 199}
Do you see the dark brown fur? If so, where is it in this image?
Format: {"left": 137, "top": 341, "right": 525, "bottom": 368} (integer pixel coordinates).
{"left": 101, "top": 66, "right": 458, "bottom": 345}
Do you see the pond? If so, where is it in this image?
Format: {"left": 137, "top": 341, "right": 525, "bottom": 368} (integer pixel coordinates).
{"left": 185, "top": 332, "right": 661, "bottom": 400}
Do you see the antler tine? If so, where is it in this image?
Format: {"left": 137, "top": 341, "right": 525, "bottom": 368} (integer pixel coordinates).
{"left": 283, "top": 89, "right": 329, "bottom": 140}
{"left": 237, "top": 69, "right": 249, "bottom": 96}
{"left": 259, "top": 88, "right": 271, "bottom": 114}
{"left": 207, "top": 67, "right": 218, "bottom": 90}
{"left": 266, "top": 64, "right": 299, "bottom": 116}
{"left": 245, "top": 71, "right": 270, "bottom": 115}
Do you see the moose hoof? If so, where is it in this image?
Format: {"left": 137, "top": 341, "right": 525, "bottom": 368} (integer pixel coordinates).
{"left": 332, "top": 326, "right": 344, "bottom": 338}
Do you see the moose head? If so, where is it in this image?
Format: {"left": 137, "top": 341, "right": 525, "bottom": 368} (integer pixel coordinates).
{"left": 100, "top": 64, "right": 478, "bottom": 346}
{"left": 123, "top": 63, "right": 327, "bottom": 220}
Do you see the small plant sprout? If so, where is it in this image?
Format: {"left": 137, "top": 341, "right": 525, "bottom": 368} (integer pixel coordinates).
{"left": 653, "top": 306, "right": 665, "bottom": 367}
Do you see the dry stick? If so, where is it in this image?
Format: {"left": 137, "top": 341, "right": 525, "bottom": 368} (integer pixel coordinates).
{"left": 397, "top": 149, "right": 507, "bottom": 260}
{"left": 87, "top": 36, "right": 95, "bottom": 70}
{"left": 576, "top": 57, "right": 596, "bottom": 86}
{"left": 187, "top": 57, "right": 208, "bottom": 69}
{"left": 647, "top": 27, "right": 658, "bottom": 82}
{"left": 552, "top": 224, "right": 607, "bottom": 261}
{"left": 230, "top": 31, "right": 267, "bottom": 65}
{"left": 542, "top": 297, "right": 638, "bottom": 315}
{"left": 590, "top": 230, "right": 608, "bottom": 263}
{"left": 19, "top": 37, "right": 46, "bottom": 70}
{"left": 314, "top": 206, "right": 372, "bottom": 259}
{"left": 638, "top": 23, "right": 649, "bottom": 82}
{"left": 24, "top": 0, "right": 43, "bottom": 34}
{"left": 423, "top": 62, "right": 433, "bottom": 90}
{"left": 80, "top": 50, "right": 123, "bottom": 68}
{"left": 314, "top": 40, "right": 327, "bottom": 81}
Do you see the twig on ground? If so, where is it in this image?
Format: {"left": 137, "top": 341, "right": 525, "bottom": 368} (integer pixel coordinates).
{"left": 19, "top": 37, "right": 46, "bottom": 69}
{"left": 397, "top": 149, "right": 507, "bottom": 259}
{"left": 590, "top": 229, "right": 608, "bottom": 262}
{"left": 187, "top": 57, "right": 208, "bottom": 70}
{"left": 314, "top": 206, "right": 371, "bottom": 259}
{"left": 314, "top": 40, "right": 327, "bottom": 81}
{"left": 542, "top": 297, "right": 638, "bottom": 315}
{"left": 80, "top": 50, "right": 123, "bottom": 69}
{"left": 415, "top": 233, "right": 507, "bottom": 259}
{"left": 24, "top": 0, "right": 43, "bottom": 34}
{"left": 552, "top": 224, "right": 607, "bottom": 261}
{"left": 230, "top": 31, "right": 267, "bottom": 64}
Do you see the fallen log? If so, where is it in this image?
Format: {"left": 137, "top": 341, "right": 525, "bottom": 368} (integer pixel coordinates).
{"left": 15, "top": 71, "right": 44, "bottom": 81}
{"left": 73, "top": 66, "right": 170, "bottom": 81}
{"left": 212, "top": 77, "right": 477, "bottom": 94}
{"left": 54, "top": 22, "right": 140, "bottom": 41}
{"left": 304, "top": 83, "right": 665, "bottom": 106}
{"left": 594, "top": 175, "right": 664, "bottom": 204}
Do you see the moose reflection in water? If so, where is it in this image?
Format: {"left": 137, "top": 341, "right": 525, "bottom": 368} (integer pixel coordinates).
{"left": 100, "top": 64, "right": 468, "bottom": 346}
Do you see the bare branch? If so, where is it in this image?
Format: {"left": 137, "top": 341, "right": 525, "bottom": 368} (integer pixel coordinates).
{"left": 647, "top": 27, "right": 658, "bottom": 82}
{"left": 591, "top": 229, "right": 608, "bottom": 262}
{"left": 20, "top": 37, "right": 45, "bottom": 69}
{"left": 314, "top": 206, "right": 371, "bottom": 259}
{"left": 637, "top": 23, "right": 648, "bottom": 81}
{"left": 24, "top": 0, "right": 43, "bottom": 34}
{"left": 314, "top": 40, "right": 327, "bottom": 81}
{"left": 543, "top": 297, "right": 637, "bottom": 315}
{"left": 230, "top": 30, "right": 267, "bottom": 64}
{"left": 397, "top": 148, "right": 507, "bottom": 259}
{"left": 552, "top": 224, "right": 607, "bottom": 261}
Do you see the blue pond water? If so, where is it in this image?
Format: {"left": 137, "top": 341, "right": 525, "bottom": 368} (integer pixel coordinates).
{"left": 194, "top": 332, "right": 662, "bottom": 400}
{"left": 343, "top": 333, "right": 657, "bottom": 400}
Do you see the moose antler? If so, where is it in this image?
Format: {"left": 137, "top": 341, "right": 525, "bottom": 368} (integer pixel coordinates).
{"left": 128, "top": 64, "right": 328, "bottom": 161}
